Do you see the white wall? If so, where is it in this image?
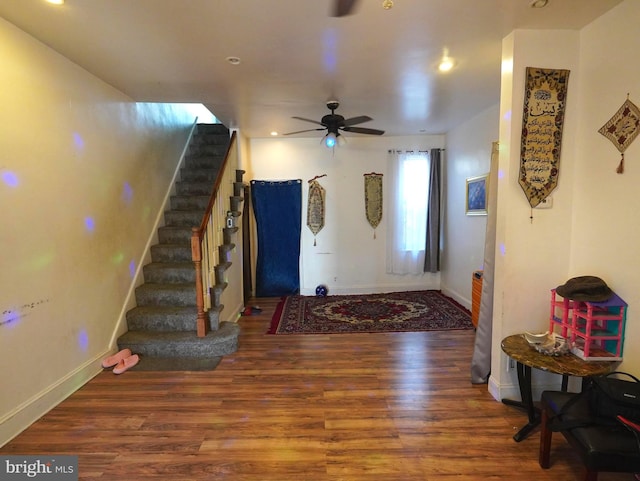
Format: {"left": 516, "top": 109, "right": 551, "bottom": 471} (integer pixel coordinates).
{"left": 441, "top": 105, "right": 499, "bottom": 307}
{"left": 0, "top": 18, "right": 212, "bottom": 445}
{"left": 491, "top": 0, "right": 640, "bottom": 400}
{"left": 248, "top": 135, "right": 444, "bottom": 295}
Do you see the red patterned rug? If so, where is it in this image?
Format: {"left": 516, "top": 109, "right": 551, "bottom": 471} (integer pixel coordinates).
{"left": 268, "top": 290, "right": 473, "bottom": 334}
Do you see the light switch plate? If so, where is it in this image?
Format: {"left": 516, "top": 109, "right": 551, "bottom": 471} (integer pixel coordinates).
{"left": 535, "top": 195, "right": 553, "bottom": 209}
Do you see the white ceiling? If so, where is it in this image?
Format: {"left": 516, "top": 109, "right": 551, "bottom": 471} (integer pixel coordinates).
{"left": 0, "top": 0, "right": 623, "bottom": 139}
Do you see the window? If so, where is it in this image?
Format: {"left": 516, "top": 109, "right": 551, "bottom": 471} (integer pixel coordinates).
{"left": 386, "top": 151, "right": 430, "bottom": 275}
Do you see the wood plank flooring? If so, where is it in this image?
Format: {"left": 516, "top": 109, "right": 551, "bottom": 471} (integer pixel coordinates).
{"left": 1, "top": 297, "right": 632, "bottom": 480}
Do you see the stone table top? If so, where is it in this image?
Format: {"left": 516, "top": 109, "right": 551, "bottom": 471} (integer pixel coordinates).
{"left": 501, "top": 334, "right": 619, "bottom": 377}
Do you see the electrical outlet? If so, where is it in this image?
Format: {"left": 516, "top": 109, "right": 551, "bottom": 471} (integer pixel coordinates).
{"left": 507, "top": 358, "right": 516, "bottom": 372}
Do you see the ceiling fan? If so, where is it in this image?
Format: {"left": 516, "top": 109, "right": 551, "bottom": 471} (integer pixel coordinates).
{"left": 283, "top": 100, "right": 385, "bottom": 148}
{"left": 331, "top": 0, "right": 359, "bottom": 17}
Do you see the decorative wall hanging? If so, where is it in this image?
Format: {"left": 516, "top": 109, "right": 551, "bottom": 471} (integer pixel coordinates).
{"left": 364, "top": 172, "right": 383, "bottom": 238}
{"left": 306, "top": 175, "right": 326, "bottom": 246}
{"left": 519, "top": 67, "right": 570, "bottom": 211}
{"left": 598, "top": 94, "right": 640, "bottom": 174}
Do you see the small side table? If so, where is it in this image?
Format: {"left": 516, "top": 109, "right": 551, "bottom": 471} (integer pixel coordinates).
{"left": 501, "top": 334, "right": 618, "bottom": 442}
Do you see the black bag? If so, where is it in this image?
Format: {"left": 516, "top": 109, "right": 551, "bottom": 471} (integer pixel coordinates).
{"left": 551, "top": 371, "right": 640, "bottom": 431}
{"left": 589, "top": 371, "right": 640, "bottom": 422}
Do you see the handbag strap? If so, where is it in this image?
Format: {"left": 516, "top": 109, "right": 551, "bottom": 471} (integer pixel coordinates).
{"left": 606, "top": 371, "right": 640, "bottom": 383}
{"left": 548, "top": 386, "right": 595, "bottom": 432}
{"left": 618, "top": 415, "right": 640, "bottom": 454}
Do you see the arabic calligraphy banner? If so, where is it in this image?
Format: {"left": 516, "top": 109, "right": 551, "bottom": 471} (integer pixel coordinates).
{"left": 364, "top": 173, "right": 383, "bottom": 238}
{"left": 519, "top": 67, "right": 570, "bottom": 207}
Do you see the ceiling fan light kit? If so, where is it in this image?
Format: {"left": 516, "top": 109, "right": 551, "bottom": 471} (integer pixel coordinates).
{"left": 324, "top": 133, "right": 338, "bottom": 148}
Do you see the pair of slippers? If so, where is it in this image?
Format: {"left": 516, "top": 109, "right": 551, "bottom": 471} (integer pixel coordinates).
{"left": 101, "top": 348, "right": 139, "bottom": 374}
{"left": 242, "top": 305, "right": 262, "bottom": 316}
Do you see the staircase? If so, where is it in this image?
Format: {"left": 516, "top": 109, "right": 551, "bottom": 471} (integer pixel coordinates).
{"left": 116, "top": 123, "right": 241, "bottom": 370}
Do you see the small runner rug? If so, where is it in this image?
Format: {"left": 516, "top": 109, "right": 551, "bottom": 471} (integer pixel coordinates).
{"left": 268, "top": 290, "right": 473, "bottom": 334}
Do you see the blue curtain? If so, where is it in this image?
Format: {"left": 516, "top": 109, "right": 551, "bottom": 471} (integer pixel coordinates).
{"left": 251, "top": 180, "right": 301, "bottom": 297}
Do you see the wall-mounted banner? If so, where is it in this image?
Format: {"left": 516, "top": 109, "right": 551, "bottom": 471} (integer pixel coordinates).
{"left": 519, "top": 67, "right": 570, "bottom": 208}
{"left": 307, "top": 176, "right": 326, "bottom": 246}
{"left": 363, "top": 172, "right": 383, "bottom": 238}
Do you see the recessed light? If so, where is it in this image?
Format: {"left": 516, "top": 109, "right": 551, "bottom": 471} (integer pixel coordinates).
{"left": 270, "top": 131, "right": 278, "bottom": 136}
{"left": 439, "top": 57, "right": 454, "bottom": 72}
{"left": 45, "top": 0, "right": 64, "bottom": 4}
{"left": 226, "top": 56, "right": 241, "bottom": 65}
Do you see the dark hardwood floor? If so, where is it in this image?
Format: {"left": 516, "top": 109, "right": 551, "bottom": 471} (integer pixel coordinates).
{"left": 1, "top": 297, "right": 631, "bottom": 480}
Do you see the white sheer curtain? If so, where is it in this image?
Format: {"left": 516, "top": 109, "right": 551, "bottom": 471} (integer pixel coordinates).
{"left": 386, "top": 150, "right": 430, "bottom": 275}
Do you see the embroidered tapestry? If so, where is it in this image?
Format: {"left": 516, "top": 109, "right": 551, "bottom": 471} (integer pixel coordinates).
{"left": 598, "top": 96, "right": 640, "bottom": 174}
{"left": 364, "top": 173, "right": 383, "bottom": 238}
{"left": 519, "top": 67, "right": 570, "bottom": 208}
{"left": 306, "top": 178, "right": 325, "bottom": 246}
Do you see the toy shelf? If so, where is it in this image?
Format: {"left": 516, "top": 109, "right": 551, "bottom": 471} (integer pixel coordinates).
{"left": 549, "top": 289, "right": 627, "bottom": 361}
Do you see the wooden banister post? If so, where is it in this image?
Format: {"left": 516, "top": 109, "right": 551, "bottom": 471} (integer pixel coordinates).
{"left": 191, "top": 227, "right": 208, "bottom": 337}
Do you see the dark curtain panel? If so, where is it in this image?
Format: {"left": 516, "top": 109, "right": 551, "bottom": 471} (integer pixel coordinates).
{"left": 251, "top": 180, "right": 302, "bottom": 297}
{"left": 424, "top": 148, "right": 442, "bottom": 272}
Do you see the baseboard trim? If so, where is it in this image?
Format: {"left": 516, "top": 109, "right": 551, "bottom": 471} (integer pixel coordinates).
{"left": 0, "top": 352, "right": 106, "bottom": 447}
{"left": 487, "top": 373, "right": 575, "bottom": 405}
{"left": 440, "top": 286, "right": 471, "bottom": 311}
{"left": 300, "top": 282, "right": 441, "bottom": 296}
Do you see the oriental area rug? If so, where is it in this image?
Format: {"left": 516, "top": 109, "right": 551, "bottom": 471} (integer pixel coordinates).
{"left": 268, "top": 290, "right": 473, "bottom": 335}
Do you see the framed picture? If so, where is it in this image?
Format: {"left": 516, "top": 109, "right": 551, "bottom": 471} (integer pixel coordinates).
{"left": 466, "top": 174, "right": 488, "bottom": 216}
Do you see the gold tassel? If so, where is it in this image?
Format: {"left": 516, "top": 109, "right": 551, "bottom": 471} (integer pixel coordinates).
{"left": 617, "top": 152, "right": 625, "bottom": 174}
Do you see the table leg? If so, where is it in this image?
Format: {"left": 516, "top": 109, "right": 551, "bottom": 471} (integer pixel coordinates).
{"left": 501, "top": 362, "right": 540, "bottom": 442}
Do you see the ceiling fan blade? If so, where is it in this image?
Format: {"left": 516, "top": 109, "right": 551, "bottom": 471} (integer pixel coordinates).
{"left": 342, "top": 126, "right": 385, "bottom": 135}
{"left": 331, "top": 0, "right": 359, "bottom": 17}
{"left": 292, "top": 116, "right": 325, "bottom": 126}
{"left": 283, "top": 127, "right": 326, "bottom": 136}
{"left": 342, "top": 115, "right": 372, "bottom": 127}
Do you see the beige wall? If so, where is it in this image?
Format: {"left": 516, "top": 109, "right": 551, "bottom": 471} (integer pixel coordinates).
{"left": 491, "top": 0, "right": 640, "bottom": 400}
{"left": 491, "top": 29, "right": 580, "bottom": 400}
{"left": 571, "top": 0, "right": 640, "bottom": 372}
{"left": 0, "top": 18, "right": 212, "bottom": 444}
{"left": 3, "top": 0, "right": 639, "bottom": 446}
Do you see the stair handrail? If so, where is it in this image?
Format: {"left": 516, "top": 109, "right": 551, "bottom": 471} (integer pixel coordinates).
{"left": 191, "top": 131, "right": 238, "bottom": 337}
